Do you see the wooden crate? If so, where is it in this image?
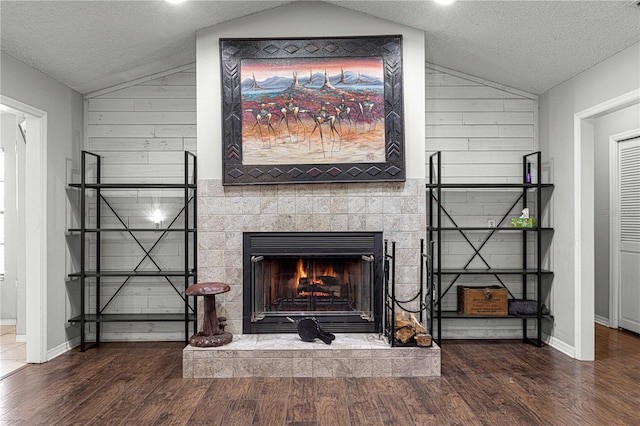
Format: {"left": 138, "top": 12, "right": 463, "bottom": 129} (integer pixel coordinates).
{"left": 457, "top": 286, "right": 508, "bottom": 316}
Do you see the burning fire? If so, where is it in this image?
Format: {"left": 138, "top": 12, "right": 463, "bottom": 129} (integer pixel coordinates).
{"left": 295, "top": 258, "right": 307, "bottom": 282}
{"left": 295, "top": 259, "right": 337, "bottom": 284}
{"left": 294, "top": 259, "right": 338, "bottom": 296}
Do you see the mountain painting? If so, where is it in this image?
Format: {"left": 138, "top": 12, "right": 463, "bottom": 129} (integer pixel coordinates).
{"left": 239, "top": 56, "right": 385, "bottom": 165}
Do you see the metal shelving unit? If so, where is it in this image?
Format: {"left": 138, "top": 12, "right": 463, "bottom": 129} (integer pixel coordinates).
{"left": 68, "top": 150, "right": 198, "bottom": 351}
{"left": 427, "top": 151, "right": 554, "bottom": 347}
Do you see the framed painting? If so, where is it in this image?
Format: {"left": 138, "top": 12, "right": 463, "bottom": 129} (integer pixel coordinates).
{"left": 220, "top": 35, "right": 405, "bottom": 185}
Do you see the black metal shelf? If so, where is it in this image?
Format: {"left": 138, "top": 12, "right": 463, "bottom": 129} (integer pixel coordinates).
{"left": 69, "top": 270, "right": 196, "bottom": 278}
{"left": 428, "top": 150, "right": 554, "bottom": 348}
{"left": 428, "top": 226, "right": 553, "bottom": 232}
{"left": 68, "top": 150, "right": 198, "bottom": 351}
{"left": 68, "top": 228, "right": 196, "bottom": 233}
{"left": 435, "top": 268, "right": 553, "bottom": 275}
{"left": 68, "top": 183, "right": 197, "bottom": 189}
{"left": 68, "top": 313, "right": 196, "bottom": 323}
{"left": 425, "top": 183, "right": 554, "bottom": 189}
{"left": 437, "top": 310, "right": 539, "bottom": 319}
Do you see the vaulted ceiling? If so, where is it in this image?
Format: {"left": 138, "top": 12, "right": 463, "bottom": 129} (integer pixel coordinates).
{"left": 1, "top": 1, "right": 639, "bottom": 95}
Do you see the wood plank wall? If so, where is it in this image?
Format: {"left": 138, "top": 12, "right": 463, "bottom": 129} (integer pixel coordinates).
{"left": 425, "top": 65, "right": 537, "bottom": 183}
{"left": 86, "top": 67, "right": 197, "bottom": 183}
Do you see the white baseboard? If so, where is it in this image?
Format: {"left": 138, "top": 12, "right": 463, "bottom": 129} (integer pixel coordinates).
{"left": 594, "top": 315, "right": 610, "bottom": 327}
{"left": 544, "top": 335, "right": 575, "bottom": 358}
{"left": 0, "top": 319, "right": 17, "bottom": 326}
{"left": 47, "top": 336, "right": 81, "bottom": 361}
{"left": 15, "top": 334, "right": 26, "bottom": 343}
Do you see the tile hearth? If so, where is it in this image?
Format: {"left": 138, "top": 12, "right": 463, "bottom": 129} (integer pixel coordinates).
{"left": 183, "top": 333, "right": 440, "bottom": 378}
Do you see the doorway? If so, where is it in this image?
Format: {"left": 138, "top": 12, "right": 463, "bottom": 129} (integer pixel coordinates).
{"left": 0, "top": 95, "right": 48, "bottom": 363}
{"left": 574, "top": 88, "right": 640, "bottom": 360}
{"left": 0, "top": 112, "right": 27, "bottom": 376}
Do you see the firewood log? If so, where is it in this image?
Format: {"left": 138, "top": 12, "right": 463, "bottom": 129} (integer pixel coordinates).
{"left": 395, "top": 319, "right": 412, "bottom": 329}
{"left": 415, "top": 333, "right": 432, "bottom": 347}
{"left": 394, "top": 326, "right": 415, "bottom": 344}
{"left": 409, "top": 313, "right": 426, "bottom": 334}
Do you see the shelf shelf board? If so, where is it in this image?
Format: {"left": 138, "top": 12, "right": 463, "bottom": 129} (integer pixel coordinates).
{"left": 68, "top": 313, "right": 196, "bottom": 323}
{"left": 434, "top": 268, "right": 553, "bottom": 275}
{"left": 426, "top": 183, "right": 554, "bottom": 189}
{"left": 428, "top": 226, "right": 553, "bottom": 232}
{"left": 67, "top": 228, "right": 196, "bottom": 233}
{"left": 68, "top": 183, "right": 196, "bottom": 189}
{"left": 437, "top": 310, "right": 540, "bottom": 319}
{"left": 68, "top": 270, "right": 196, "bottom": 278}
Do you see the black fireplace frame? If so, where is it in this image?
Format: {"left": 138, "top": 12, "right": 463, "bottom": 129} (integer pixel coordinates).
{"left": 242, "top": 231, "right": 384, "bottom": 334}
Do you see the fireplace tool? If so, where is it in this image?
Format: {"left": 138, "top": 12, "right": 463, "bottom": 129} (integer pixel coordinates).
{"left": 286, "top": 317, "right": 336, "bottom": 345}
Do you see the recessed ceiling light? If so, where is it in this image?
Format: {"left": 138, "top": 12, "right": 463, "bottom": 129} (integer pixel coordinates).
{"left": 165, "top": 0, "right": 187, "bottom": 4}
{"left": 433, "top": 0, "right": 457, "bottom": 5}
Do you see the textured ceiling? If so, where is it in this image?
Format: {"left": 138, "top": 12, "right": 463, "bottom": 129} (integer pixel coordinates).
{"left": 1, "top": 0, "right": 639, "bottom": 95}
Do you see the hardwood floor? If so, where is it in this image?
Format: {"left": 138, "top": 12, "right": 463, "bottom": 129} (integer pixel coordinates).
{"left": 0, "top": 324, "right": 638, "bottom": 425}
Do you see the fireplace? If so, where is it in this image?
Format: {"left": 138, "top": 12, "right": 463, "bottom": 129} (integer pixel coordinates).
{"left": 243, "top": 232, "right": 383, "bottom": 334}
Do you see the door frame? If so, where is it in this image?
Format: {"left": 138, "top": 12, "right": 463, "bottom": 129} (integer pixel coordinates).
{"left": 0, "top": 95, "right": 48, "bottom": 363}
{"left": 574, "top": 88, "right": 640, "bottom": 361}
{"left": 609, "top": 129, "right": 640, "bottom": 330}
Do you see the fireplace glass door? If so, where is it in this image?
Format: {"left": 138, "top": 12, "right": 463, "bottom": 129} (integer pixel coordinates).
{"left": 243, "top": 232, "right": 383, "bottom": 334}
{"left": 251, "top": 255, "right": 373, "bottom": 320}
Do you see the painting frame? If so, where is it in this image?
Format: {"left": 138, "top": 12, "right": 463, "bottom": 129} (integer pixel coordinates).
{"left": 220, "top": 35, "right": 405, "bottom": 185}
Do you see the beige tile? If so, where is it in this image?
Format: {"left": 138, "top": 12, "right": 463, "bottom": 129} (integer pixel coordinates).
{"left": 234, "top": 358, "right": 254, "bottom": 378}
{"left": 182, "top": 348, "right": 194, "bottom": 360}
{"left": 254, "top": 358, "right": 292, "bottom": 378}
{"left": 210, "top": 349, "right": 236, "bottom": 358}
{"left": 391, "top": 357, "right": 437, "bottom": 377}
{"left": 312, "top": 358, "right": 333, "bottom": 377}
{"left": 371, "top": 348, "right": 399, "bottom": 358}
{"left": 212, "top": 358, "right": 235, "bottom": 378}
{"left": 391, "top": 357, "right": 415, "bottom": 377}
{"left": 192, "top": 359, "right": 216, "bottom": 379}
{"left": 371, "top": 358, "right": 393, "bottom": 377}
{"left": 312, "top": 348, "right": 335, "bottom": 358}
{"left": 332, "top": 349, "right": 371, "bottom": 358}
{"left": 291, "top": 350, "right": 313, "bottom": 358}
{"left": 431, "top": 356, "right": 441, "bottom": 376}
{"left": 182, "top": 359, "right": 194, "bottom": 378}
{"left": 410, "top": 357, "right": 434, "bottom": 376}
{"left": 293, "top": 358, "right": 313, "bottom": 377}
{"left": 333, "top": 358, "right": 372, "bottom": 378}
{"left": 253, "top": 350, "right": 294, "bottom": 359}
{"left": 192, "top": 350, "right": 216, "bottom": 360}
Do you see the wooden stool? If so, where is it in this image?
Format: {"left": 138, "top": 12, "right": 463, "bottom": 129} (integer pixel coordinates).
{"left": 186, "top": 282, "right": 233, "bottom": 347}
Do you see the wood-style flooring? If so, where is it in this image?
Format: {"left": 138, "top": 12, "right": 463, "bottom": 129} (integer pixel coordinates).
{"left": 0, "top": 324, "right": 638, "bottom": 425}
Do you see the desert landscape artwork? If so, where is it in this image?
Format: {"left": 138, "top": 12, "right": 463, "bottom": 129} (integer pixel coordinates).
{"left": 221, "top": 36, "right": 405, "bottom": 185}
{"left": 240, "top": 57, "right": 385, "bottom": 165}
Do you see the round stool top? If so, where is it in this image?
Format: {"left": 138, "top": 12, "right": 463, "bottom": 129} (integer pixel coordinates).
{"left": 186, "top": 282, "right": 230, "bottom": 296}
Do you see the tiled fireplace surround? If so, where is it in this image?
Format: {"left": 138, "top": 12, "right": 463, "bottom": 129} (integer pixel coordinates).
{"left": 183, "top": 178, "right": 441, "bottom": 378}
